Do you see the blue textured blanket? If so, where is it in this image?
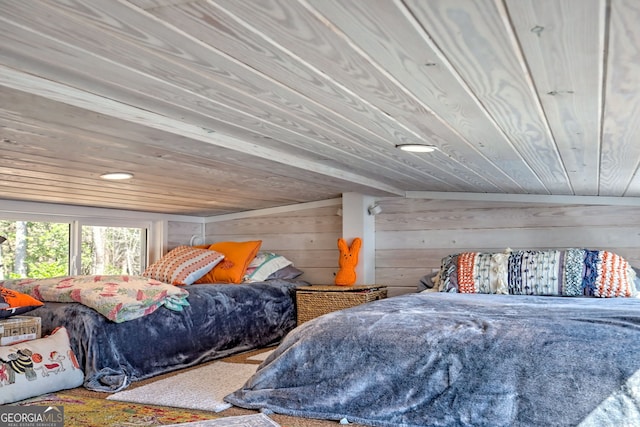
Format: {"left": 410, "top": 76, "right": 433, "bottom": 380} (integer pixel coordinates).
{"left": 226, "top": 292, "right": 640, "bottom": 427}
{"left": 27, "top": 280, "right": 299, "bottom": 392}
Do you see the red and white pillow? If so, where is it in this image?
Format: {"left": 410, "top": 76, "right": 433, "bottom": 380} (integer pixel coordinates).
{"left": 143, "top": 245, "right": 225, "bottom": 286}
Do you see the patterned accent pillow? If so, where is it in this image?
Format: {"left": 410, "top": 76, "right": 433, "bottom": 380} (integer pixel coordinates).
{"left": 584, "top": 249, "right": 635, "bottom": 297}
{"left": 0, "top": 327, "right": 84, "bottom": 404}
{"left": 243, "top": 252, "right": 293, "bottom": 282}
{"left": 0, "top": 287, "right": 44, "bottom": 318}
{"left": 455, "top": 252, "right": 509, "bottom": 294}
{"left": 508, "top": 249, "right": 581, "bottom": 296}
{"left": 143, "top": 245, "right": 225, "bottom": 286}
{"left": 437, "top": 249, "right": 636, "bottom": 298}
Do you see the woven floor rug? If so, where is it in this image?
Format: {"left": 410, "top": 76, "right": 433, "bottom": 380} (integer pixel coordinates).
{"left": 17, "top": 391, "right": 223, "bottom": 426}
{"left": 107, "top": 361, "right": 258, "bottom": 412}
{"left": 164, "top": 414, "right": 280, "bottom": 426}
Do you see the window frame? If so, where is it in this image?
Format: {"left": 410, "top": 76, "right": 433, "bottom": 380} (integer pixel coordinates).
{"left": 0, "top": 209, "right": 158, "bottom": 277}
{"left": 0, "top": 214, "right": 72, "bottom": 279}
{"left": 73, "top": 219, "right": 150, "bottom": 276}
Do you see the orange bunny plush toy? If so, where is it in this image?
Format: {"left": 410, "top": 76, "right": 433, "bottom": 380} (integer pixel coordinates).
{"left": 334, "top": 237, "right": 362, "bottom": 286}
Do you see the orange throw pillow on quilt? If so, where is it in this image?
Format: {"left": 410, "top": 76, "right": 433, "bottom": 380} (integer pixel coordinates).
{"left": 0, "top": 286, "right": 44, "bottom": 318}
{"left": 196, "top": 241, "right": 262, "bottom": 284}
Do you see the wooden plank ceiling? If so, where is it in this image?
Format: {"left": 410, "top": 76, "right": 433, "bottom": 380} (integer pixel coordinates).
{"left": 0, "top": 0, "right": 639, "bottom": 216}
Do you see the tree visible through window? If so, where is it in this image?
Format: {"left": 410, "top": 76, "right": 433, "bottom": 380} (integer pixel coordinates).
{"left": 0, "top": 221, "right": 146, "bottom": 279}
{"left": 81, "top": 225, "right": 144, "bottom": 275}
{"left": 0, "top": 220, "right": 70, "bottom": 279}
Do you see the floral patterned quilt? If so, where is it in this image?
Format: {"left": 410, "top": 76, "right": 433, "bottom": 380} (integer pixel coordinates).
{"left": 0, "top": 275, "right": 189, "bottom": 323}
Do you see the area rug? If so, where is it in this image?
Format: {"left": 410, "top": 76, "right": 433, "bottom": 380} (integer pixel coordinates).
{"left": 17, "top": 391, "right": 221, "bottom": 426}
{"left": 107, "top": 362, "right": 258, "bottom": 412}
{"left": 164, "top": 414, "right": 280, "bottom": 427}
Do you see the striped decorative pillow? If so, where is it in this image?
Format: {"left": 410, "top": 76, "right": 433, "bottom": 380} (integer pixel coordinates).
{"left": 143, "top": 245, "right": 225, "bottom": 286}
{"left": 437, "top": 249, "right": 636, "bottom": 298}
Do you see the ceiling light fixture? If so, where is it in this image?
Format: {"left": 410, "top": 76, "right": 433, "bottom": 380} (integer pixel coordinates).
{"left": 396, "top": 144, "right": 437, "bottom": 153}
{"left": 100, "top": 172, "right": 134, "bottom": 180}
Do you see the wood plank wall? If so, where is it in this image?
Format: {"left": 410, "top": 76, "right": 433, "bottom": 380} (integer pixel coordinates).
{"left": 202, "top": 205, "right": 342, "bottom": 285}
{"left": 167, "top": 221, "right": 202, "bottom": 250}
{"left": 169, "top": 197, "right": 640, "bottom": 298}
{"left": 376, "top": 198, "right": 640, "bottom": 297}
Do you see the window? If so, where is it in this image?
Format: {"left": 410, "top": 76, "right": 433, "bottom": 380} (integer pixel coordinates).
{"left": 0, "top": 219, "right": 148, "bottom": 280}
{"left": 80, "top": 225, "right": 146, "bottom": 275}
{"left": 0, "top": 220, "right": 70, "bottom": 279}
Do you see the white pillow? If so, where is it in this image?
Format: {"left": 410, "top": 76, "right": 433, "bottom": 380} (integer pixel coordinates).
{"left": 0, "top": 326, "right": 84, "bottom": 404}
{"left": 243, "top": 252, "right": 293, "bottom": 282}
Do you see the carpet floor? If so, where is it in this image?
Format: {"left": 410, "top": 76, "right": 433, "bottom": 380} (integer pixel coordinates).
{"left": 57, "top": 347, "right": 368, "bottom": 427}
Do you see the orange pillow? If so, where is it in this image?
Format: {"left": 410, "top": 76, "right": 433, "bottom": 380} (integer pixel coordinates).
{"left": 196, "top": 241, "right": 262, "bottom": 284}
{"left": 0, "top": 286, "right": 44, "bottom": 318}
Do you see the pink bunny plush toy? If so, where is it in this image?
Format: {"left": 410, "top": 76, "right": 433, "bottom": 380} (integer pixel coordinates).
{"left": 334, "top": 237, "right": 362, "bottom": 286}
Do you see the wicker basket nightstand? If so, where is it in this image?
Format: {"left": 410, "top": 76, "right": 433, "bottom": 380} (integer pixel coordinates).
{"left": 295, "top": 285, "right": 387, "bottom": 324}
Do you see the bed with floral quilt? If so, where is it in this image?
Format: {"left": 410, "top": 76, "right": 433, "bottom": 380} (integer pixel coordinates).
{"left": 226, "top": 248, "right": 640, "bottom": 427}
{"left": 0, "top": 244, "right": 305, "bottom": 393}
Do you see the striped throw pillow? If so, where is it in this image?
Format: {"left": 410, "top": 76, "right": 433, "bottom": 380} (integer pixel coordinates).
{"left": 143, "top": 245, "right": 225, "bottom": 286}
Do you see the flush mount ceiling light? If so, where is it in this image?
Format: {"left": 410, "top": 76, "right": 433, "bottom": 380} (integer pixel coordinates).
{"left": 100, "top": 172, "right": 134, "bottom": 180}
{"left": 396, "top": 144, "right": 437, "bottom": 153}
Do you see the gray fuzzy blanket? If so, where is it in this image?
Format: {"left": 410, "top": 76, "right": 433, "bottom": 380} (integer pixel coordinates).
{"left": 29, "top": 280, "right": 299, "bottom": 392}
{"left": 226, "top": 292, "right": 640, "bottom": 427}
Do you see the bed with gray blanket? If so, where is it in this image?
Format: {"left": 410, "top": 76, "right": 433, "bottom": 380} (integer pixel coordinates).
{"left": 227, "top": 249, "right": 640, "bottom": 427}
{"left": 226, "top": 292, "right": 640, "bottom": 427}
{"left": 27, "top": 279, "right": 301, "bottom": 392}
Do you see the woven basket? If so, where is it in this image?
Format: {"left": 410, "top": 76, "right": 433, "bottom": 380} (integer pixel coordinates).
{"left": 295, "top": 285, "right": 387, "bottom": 324}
